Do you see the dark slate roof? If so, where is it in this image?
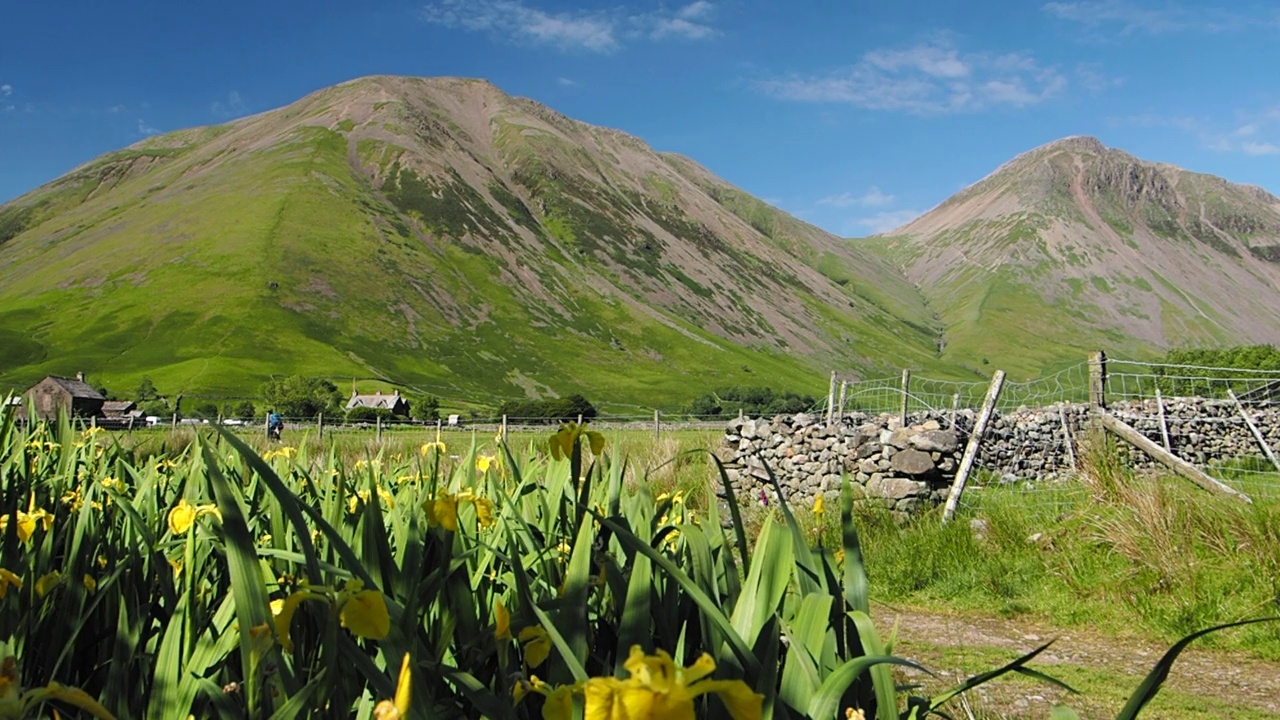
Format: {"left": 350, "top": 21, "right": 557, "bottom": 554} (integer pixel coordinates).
{"left": 47, "top": 376, "right": 106, "bottom": 400}
{"left": 346, "top": 392, "right": 407, "bottom": 410}
{"left": 102, "top": 400, "right": 137, "bottom": 413}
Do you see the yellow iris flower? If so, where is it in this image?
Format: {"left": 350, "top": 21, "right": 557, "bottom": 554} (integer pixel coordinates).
{"left": 518, "top": 626, "right": 552, "bottom": 668}
{"left": 423, "top": 493, "right": 460, "bottom": 532}
{"left": 583, "top": 646, "right": 762, "bottom": 720}
{"left": 167, "top": 499, "right": 221, "bottom": 535}
{"left": 373, "top": 653, "right": 412, "bottom": 720}
{"left": 812, "top": 494, "right": 825, "bottom": 516}
{"left": 494, "top": 598, "right": 512, "bottom": 641}
{"left": 0, "top": 654, "right": 116, "bottom": 720}
{"left": 549, "top": 422, "right": 605, "bottom": 461}
{"left": 34, "top": 571, "right": 61, "bottom": 598}
{"left": 273, "top": 580, "right": 389, "bottom": 653}
{"left": 514, "top": 676, "right": 580, "bottom": 720}
{"left": 0, "top": 569, "right": 20, "bottom": 599}
{"left": 476, "top": 454, "right": 496, "bottom": 473}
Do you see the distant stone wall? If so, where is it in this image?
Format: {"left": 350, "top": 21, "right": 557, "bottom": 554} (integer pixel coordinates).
{"left": 720, "top": 398, "right": 1280, "bottom": 517}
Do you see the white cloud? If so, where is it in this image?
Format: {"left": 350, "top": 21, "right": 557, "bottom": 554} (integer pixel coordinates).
{"left": 819, "top": 187, "right": 896, "bottom": 208}
{"left": 557, "top": 77, "right": 577, "bottom": 87}
{"left": 757, "top": 38, "right": 1066, "bottom": 114}
{"left": 422, "top": 0, "right": 618, "bottom": 52}
{"left": 106, "top": 104, "right": 126, "bottom": 114}
{"left": 1242, "top": 141, "right": 1280, "bottom": 156}
{"left": 647, "top": 1, "right": 717, "bottom": 40}
{"left": 0, "top": 84, "right": 11, "bottom": 97}
{"left": 1043, "top": 1, "right": 1257, "bottom": 36}
{"left": 137, "top": 119, "right": 159, "bottom": 136}
{"left": 211, "top": 90, "right": 246, "bottom": 118}
{"left": 854, "top": 209, "right": 922, "bottom": 235}
{"left": 420, "top": 0, "right": 718, "bottom": 52}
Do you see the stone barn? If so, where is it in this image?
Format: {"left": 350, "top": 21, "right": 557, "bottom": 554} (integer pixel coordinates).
{"left": 23, "top": 373, "right": 106, "bottom": 420}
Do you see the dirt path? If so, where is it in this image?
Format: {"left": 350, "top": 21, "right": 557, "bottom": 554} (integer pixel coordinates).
{"left": 873, "top": 604, "right": 1280, "bottom": 719}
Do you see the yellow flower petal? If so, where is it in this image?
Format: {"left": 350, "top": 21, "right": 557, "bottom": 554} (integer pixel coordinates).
{"left": 83, "top": 574, "right": 97, "bottom": 593}
{"left": 812, "top": 494, "right": 825, "bottom": 516}
{"left": 35, "top": 570, "right": 61, "bottom": 597}
{"left": 476, "top": 454, "right": 494, "bottom": 473}
{"left": 494, "top": 598, "right": 511, "bottom": 641}
{"left": 0, "top": 568, "right": 21, "bottom": 599}
{"left": 424, "top": 494, "right": 460, "bottom": 532}
{"left": 374, "top": 652, "right": 412, "bottom": 719}
{"left": 473, "top": 496, "right": 496, "bottom": 529}
{"left": 587, "top": 431, "right": 605, "bottom": 456}
{"left": 519, "top": 625, "right": 552, "bottom": 668}
{"left": 168, "top": 499, "right": 197, "bottom": 535}
{"left": 341, "top": 589, "right": 390, "bottom": 641}
{"left": 692, "top": 680, "right": 764, "bottom": 720}
{"left": 542, "top": 683, "right": 576, "bottom": 720}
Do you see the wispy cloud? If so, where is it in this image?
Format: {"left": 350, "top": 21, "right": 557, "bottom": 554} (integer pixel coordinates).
{"left": 420, "top": 0, "right": 718, "bottom": 52}
{"left": 1242, "top": 141, "right": 1280, "bottom": 156}
{"left": 0, "top": 84, "right": 11, "bottom": 98}
{"left": 106, "top": 104, "right": 126, "bottom": 114}
{"left": 1042, "top": 1, "right": 1264, "bottom": 37}
{"left": 757, "top": 36, "right": 1067, "bottom": 114}
{"left": 557, "top": 77, "right": 577, "bottom": 87}
{"left": 137, "top": 119, "right": 160, "bottom": 136}
{"left": 818, "top": 187, "right": 896, "bottom": 208}
{"left": 1111, "top": 104, "right": 1280, "bottom": 157}
{"left": 646, "top": 0, "right": 717, "bottom": 41}
{"left": 211, "top": 90, "right": 246, "bottom": 119}
{"left": 854, "top": 209, "right": 922, "bottom": 235}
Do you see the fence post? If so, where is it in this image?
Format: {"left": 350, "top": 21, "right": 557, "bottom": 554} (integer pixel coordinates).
{"left": 1228, "top": 389, "right": 1280, "bottom": 473}
{"left": 1098, "top": 412, "right": 1251, "bottom": 503}
{"left": 826, "top": 371, "right": 837, "bottom": 424}
{"left": 1155, "top": 388, "right": 1171, "bottom": 452}
{"left": 1059, "top": 405, "right": 1076, "bottom": 470}
{"left": 264, "top": 414, "right": 270, "bottom": 439}
{"left": 172, "top": 413, "right": 178, "bottom": 431}
{"left": 501, "top": 414, "right": 508, "bottom": 440}
{"left": 899, "top": 369, "right": 911, "bottom": 427}
{"left": 317, "top": 412, "right": 324, "bottom": 445}
{"left": 654, "top": 409, "right": 661, "bottom": 439}
{"left": 950, "top": 393, "right": 960, "bottom": 429}
{"left": 376, "top": 415, "right": 382, "bottom": 444}
{"left": 1088, "top": 350, "right": 1107, "bottom": 411}
{"left": 942, "top": 370, "right": 1006, "bottom": 524}
{"left": 837, "top": 381, "right": 848, "bottom": 423}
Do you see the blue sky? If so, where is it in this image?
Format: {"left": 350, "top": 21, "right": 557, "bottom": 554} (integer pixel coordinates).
{"left": 2, "top": 0, "right": 1278, "bottom": 236}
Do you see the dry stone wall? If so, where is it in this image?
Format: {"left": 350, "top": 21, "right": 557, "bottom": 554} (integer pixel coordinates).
{"left": 720, "top": 399, "right": 1280, "bottom": 517}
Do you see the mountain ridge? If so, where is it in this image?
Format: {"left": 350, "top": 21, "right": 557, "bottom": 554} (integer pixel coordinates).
{"left": 0, "top": 75, "right": 949, "bottom": 405}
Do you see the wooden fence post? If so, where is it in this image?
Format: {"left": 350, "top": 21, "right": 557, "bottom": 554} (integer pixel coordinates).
{"left": 950, "top": 393, "right": 960, "bottom": 429}
{"left": 942, "top": 370, "right": 1006, "bottom": 524}
{"left": 899, "top": 369, "right": 911, "bottom": 427}
{"left": 501, "top": 414, "right": 508, "bottom": 440}
{"left": 1155, "top": 388, "right": 1171, "bottom": 452}
{"left": 654, "top": 409, "right": 661, "bottom": 439}
{"left": 827, "top": 371, "right": 837, "bottom": 424}
{"left": 837, "top": 381, "right": 848, "bottom": 422}
{"left": 1098, "top": 412, "right": 1251, "bottom": 503}
{"left": 376, "top": 415, "right": 382, "bottom": 444}
{"left": 1059, "top": 405, "right": 1076, "bottom": 470}
{"left": 1228, "top": 390, "right": 1280, "bottom": 473}
{"left": 1088, "top": 350, "right": 1107, "bottom": 411}
{"left": 317, "top": 412, "right": 324, "bottom": 445}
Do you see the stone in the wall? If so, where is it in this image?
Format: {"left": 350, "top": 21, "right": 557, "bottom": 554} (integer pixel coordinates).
{"left": 890, "top": 448, "right": 936, "bottom": 476}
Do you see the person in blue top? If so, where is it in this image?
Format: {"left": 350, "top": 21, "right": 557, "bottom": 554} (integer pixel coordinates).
{"left": 268, "top": 409, "right": 283, "bottom": 440}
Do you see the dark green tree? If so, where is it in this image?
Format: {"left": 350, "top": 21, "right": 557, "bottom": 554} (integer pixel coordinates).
{"left": 410, "top": 395, "right": 441, "bottom": 422}
{"left": 260, "top": 376, "right": 341, "bottom": 420}
{"left": 135, "top": 376, "right": 159, "bottom": 403}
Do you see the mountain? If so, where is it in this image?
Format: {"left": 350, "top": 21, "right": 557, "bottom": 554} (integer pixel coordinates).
{"left": 0, "top": 75, "right": 949, "bottom": 408}
{"left": 871, "top": 136, "right": 1280, "bottom": 377}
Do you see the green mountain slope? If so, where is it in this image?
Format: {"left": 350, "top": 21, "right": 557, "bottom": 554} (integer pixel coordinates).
{"left": 0, "top": 75, "right": 952, "bottom": 407}
{"left": 869, "top": 136, "right": 1280, "bottom": 378}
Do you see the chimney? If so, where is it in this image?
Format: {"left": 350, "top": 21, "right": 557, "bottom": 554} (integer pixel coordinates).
{"left": 393, "top": 389, "right": 399, "bottom": 397}
{"left": 76, "top": 371, "right": 85, "bottom": 382}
